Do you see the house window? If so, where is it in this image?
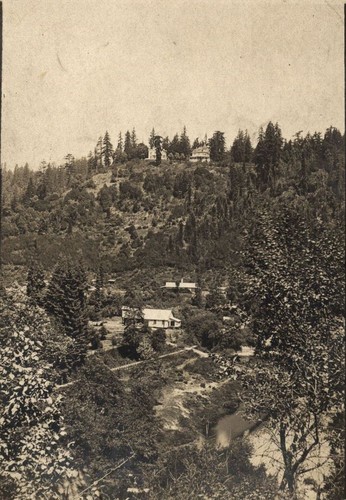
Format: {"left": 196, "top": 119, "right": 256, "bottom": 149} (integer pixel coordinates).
{"left": 170, "top": 321, "right": 175, "bottom": 327}
{"left": 153, "top": 320, "right": 157, "bottom": 325}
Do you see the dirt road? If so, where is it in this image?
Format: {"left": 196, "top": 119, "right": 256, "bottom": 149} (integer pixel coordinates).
{"left": 56, "top": 345, "right": 204, "bottom": 390}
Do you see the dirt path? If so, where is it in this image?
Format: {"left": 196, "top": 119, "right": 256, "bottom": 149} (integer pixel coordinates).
{"left": 110, "top": 345, "right": 199, "bottom": 371}
{"left": 56, "top": 345, "right": 202, "bottom": 390}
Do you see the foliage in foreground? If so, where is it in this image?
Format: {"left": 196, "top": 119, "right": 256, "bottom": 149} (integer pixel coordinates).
{"left": 0, "top": 288, "right": 73, "bottom": 499}
{"left": 61, "top": 357, "right": 160, "bottom": 496}
{"left": 237, "top": 205, "right": 345, "bottom": 496}
{"left": 143, "top": 440, "right": 278, "bottom": 500}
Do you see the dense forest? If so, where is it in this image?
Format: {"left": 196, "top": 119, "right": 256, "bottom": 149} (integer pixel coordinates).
{"left": 1, "top": 124, "right": 344, "bottom": 274}
{"left": 0, "top": 123, "right": 344, "bottom": 499}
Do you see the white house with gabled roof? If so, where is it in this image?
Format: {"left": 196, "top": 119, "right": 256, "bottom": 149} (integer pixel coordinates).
{"left": 142, "top": 308, "right": 181, "bottom": 329}
{"left": 121, "top": 306, "right": 181, "bottom": 329}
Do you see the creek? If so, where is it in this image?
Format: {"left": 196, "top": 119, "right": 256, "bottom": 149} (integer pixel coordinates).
{"left": 214, "top": 406, "right": 258, "bottom": 447}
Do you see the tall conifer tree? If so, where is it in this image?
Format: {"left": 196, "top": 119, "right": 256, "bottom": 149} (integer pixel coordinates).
{"left": 209, "top": 131, "right": 225, "bottom": 162}
{"left": 27, "top": 262, "right": 46, "bottom": 305}
{"left": 117, "top": 132, "right": 123, "bottom": 152}
{"left": 124, "top": 131, "right": 132, "bottom": 159}
{"left": 44, "top": 259, "right": 88, "bottom": 364}
{"left": 149, "top": 128, "right": 156, "bottom": 148}
{"left": 131, "top": 128, "right": 137, "bottom": 149}
{"left": 102, "top": 131, "right": 114, "bottom": 169}
{"left": 180, "top": 126, "right": 192, "bottom": 157}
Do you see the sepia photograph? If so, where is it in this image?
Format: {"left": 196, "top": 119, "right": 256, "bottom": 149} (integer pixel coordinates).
{"left": 0, "top": 1, "right": 344, "bottom": 499}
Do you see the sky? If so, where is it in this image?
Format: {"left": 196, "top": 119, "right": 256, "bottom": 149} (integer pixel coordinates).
{"left": 1, "top": 0, "right": 344, "bottom": 169}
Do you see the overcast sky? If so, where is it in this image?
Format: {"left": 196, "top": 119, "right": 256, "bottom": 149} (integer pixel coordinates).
{"left": 2, "top": 0, "right": 344, "bottom": 168}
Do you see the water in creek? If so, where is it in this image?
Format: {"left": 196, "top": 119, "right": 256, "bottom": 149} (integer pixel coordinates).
{"left": 215, "top": 409, "right": 257, "bottom": 448}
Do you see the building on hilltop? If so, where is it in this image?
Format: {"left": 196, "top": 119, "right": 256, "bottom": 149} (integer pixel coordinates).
{"left": 190, "top": 145, "right": 210, "bottom": 163}
{"left": 162, "top": 278, "right": 197, "bottom": 293}
{"left": 146, "top": 148, "right": 168, "bottom": 161}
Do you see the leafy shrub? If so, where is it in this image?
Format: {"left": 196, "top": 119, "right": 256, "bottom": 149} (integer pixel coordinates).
{"left": 185, "top": 310, "right": 222, "bottom": 349}
{"left": 84, "top": 179, "right": 96, "bottom": 189}
{"left": 186, "top": 357, "right": 218, "bottom": 380}
{"left": 151, "top": 328, "right": 166, "bottom": 352}
{"left": 90, "top": 334, "right": 102, "bottom": 350}
{"left": 99, "top": 325, "right": 108, "bottom": 340}
{"left": 119, "top": 181, "right": 143, "bottom": 201}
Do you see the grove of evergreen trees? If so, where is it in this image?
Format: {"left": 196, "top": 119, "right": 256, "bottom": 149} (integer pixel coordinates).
{"left": 44, "top": 258, "right": 89, "bottom": 365}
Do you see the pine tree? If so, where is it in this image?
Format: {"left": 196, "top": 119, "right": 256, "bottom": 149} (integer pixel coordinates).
{"left": 231, "top": 130, "right": 253, "bottom": 164}
{"left": 149, "top": 127, "right": 156, "bottom": 148}
{"left": 87, "top": 151, "right": 94, "bottom": 175}
{"left": 191, "top": 279, "right": 203, "bottom": 308}
{"left": 167, "top": 234, "right": 175, "bottom": 253}
{"left": 244, "top": 131, "right": 253, "bottom": 163}
{"left": 93, "top": 147, "right": 99, "bottom": 172}
{"left": 254, "top": 127, "right": 265, "bottom": 163}
{"left": 22, "top": 163, "right": 30, "bottom": 185}
{"left": 184, "top": 211, "right": 196, "bottom": 243}
{"left": 209, "top": 131, "right": 225, "bottom": 162}
{"left": 96, "top": 136, "right": 103, "bottom": 169}
{"left": 44, "top": 163, "right": 55, "bottom": 195}
{"left": 153, "top": 135, "right": 163, "bottom": 166}
{"left": 188, "top": 228, "right": 198, "bottom": 262}
{"left": 131, "top": 128, "right": 137, "bottom": 150}
{"left": 117, "top": 132, "right": 123, "bottom": 152}
{"left": 102, "top": 131, "right": 114, "bottom": 169}
{"left": 176, "top": 221, "right": 184, "bottom": 247}
{"left": 36, "top": 180, "right": 47, "bottom": 200}
{"left": 230, "top": 130, "right": 244, "bottom": 163}
{"left": 22, "top": 178, "right": 36, "bottom": 206}
{"left": 64, "top": 154, "right": 75, "bottom": 183}
{"left": 114, "top": 133, "right": 127, "bottom": 163}
{"left": 124, "top": 130, "right": 132, "bottom": 159}
{"left": 162, "top": 136, "right": 170, "bottom": 152}
{"left": 44, "top": 259, "right": 89, "bottom": 365}
{"left": 27, "top": 262, "right": 46, "bottom": 305}
{"left": 254, "top": 122, "right": 283, "bottom": 190}
{"left": 169, "top": 133, "right": 180, "bottom": 155}
{"left": 98, "top": 184, "right": 112, "bottom": 217}
{"left": 180, "top": 126, "right": 192, "bottom": 157}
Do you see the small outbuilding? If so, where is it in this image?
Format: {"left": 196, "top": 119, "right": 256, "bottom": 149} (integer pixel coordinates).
{"left": 163, "top": 278, "right": 197, "bottom": 293}
{"left": 146, "top": 148, "right": 168, "bottom": 161}
{"left": 121, "top": 306, "right": 143, "bottom": 325}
